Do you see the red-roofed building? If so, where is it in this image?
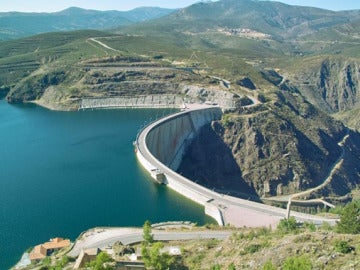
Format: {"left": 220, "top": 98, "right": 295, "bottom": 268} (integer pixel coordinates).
{"left": 29, "top": 237, "right": 71, "bottom": 261}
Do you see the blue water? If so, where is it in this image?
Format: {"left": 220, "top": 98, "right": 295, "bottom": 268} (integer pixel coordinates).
{"left": 0, "top": 101, "right": 212, "bottom": 269}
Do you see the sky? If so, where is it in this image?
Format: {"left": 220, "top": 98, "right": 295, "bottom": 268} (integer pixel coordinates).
{"left": 0, "top": 0, "right": 359, "bottom": 13}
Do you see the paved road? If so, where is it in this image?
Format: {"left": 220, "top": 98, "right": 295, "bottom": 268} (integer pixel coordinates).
{"left": 68, "top": 227, "right": 231, "bottom": 257}
{"left": 266, "top": 129, "right": 349, "bottom": 203}
{"left": 136, "top": 106, "right": 339, "bottom": 227}
{"left": 88, "top": 37, "right": 121, "bottom": 53}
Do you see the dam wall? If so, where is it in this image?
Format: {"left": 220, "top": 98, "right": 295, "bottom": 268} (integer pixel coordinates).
{"left": 79, "top": 95, "right": 184, "bottom": 110}
{"left": 136, "top": 105, "right": 339, "bottom": 227}
{"left": 136, "top": 106, "right": 224, "bottom": 224}
{"left": 145, "top": 107, "right": 222, "bottom": 171}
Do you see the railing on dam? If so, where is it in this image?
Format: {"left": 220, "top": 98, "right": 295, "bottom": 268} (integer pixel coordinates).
{"left": 135, "top": 104, "right": 339, "bottom": 228}
{"left": 135, "top": 105, "right": 225, "bottom": 225}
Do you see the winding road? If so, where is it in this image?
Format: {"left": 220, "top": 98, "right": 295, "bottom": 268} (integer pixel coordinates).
{"left": 135, "top": 105, "right": 339, "bottom": 228}
{"left": 68, "top": 227, "right": 231, "bottom": 257}
{"left": 85, "top": 36, "right": 339, "bottom": 228}
{"left": 266, "top": 129, "right": 350, "bottom": 212}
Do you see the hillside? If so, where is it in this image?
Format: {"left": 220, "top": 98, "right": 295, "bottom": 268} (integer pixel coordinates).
{"left": 0, "top": 7, "right": 174, "bottom": 40}
{"left": 119, "top": 0, "right": 360, "bottom": 40}
{"left": 1, "top": 0, "right": 360, "bottom": 206}
{"left": 14, "top": 221, "right": 360, "bottom": 270}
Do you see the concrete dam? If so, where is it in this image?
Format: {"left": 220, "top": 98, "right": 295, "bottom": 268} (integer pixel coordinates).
{"left": 135, "top": 105, "right": 339, "bottom": 227}
{"left": 145, "top": 106, "right": 223, "bottom": 172}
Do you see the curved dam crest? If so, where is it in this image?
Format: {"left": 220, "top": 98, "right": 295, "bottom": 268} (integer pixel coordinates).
{"left": 136, "top": 105, "right": 339, "bottom": 227}
{"left": 136, "top": 105, "right": 225, "bottom": 225}
{"left": 146, "top": 107, "right": 223, "bottom": 172}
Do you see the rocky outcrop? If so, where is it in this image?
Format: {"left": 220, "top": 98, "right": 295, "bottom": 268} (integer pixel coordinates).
{"left": 179, "top": 90, "right": 360, "bottom": 199}
{"left": 317, "top": 59, "right": 359, "bottom": 112}
{"left": 290, "top": 58, "right": 360, "bottom": 113}
{"left": 5, "top": 57, "right": 237, "bottom": 110}
{"left": 7, "top": 70, "right": 67, "bottom": 103}
{"left": 236, "top": 77, "right": 257, "bottom": 90}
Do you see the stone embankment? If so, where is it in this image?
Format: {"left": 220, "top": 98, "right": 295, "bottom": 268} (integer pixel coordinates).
{"left": 79, "top": 95, "right": 184, "bottom": 110}
{"left": 79, "top": 86, "right": 237, "bottom": 110}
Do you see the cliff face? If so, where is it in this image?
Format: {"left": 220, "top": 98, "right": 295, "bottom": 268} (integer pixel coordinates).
{"left": 5, "top": 57, "right": 236, "bottom": 110}
{"left": 179, "top": 90, "right": 360, "bottom": 199}
{"left": 277, "top": 57, "right": 360, "bottom": 131}
{"left": 317, "top": 59, "right": 359, "bottom": 112}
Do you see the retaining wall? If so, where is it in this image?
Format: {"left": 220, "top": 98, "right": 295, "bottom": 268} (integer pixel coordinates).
{"left": 80, "top": 95, "right": 184, "bottom": 110}
{"left": 136, "top": 106, "right": 224, "bottom": 224}
{"left": 145, "top": 107, "right": 222, "bottom": 171}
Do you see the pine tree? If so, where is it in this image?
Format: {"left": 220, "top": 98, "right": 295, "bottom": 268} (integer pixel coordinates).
{"left": 336, "top": 200, "right": 360, "bottom": 234}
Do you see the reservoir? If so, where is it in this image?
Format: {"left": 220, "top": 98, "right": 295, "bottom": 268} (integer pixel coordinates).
{"left": 0, "top": 100, "right": 212, "bottom": 269}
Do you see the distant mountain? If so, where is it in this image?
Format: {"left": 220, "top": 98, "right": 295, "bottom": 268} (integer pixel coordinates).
{"left": 0, "top": 7, "right": 175, "bottom": 40}
{"left": 0, "top": 0, "right": 359, "bottom": 201}
{"left": 121, "top": 0, "right": 360, "bottom": 40}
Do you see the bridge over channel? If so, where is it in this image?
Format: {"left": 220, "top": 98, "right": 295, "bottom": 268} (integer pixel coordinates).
{"left": 135, "top": 104, "right": 338, "bottom": 228}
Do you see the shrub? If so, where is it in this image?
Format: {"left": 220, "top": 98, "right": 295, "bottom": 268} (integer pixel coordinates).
{"left": 210, "top": 264, "right": 221, "bottom": 270}
{"left": 244, "top": 244, "right": 262, "bottom": 254}
{"left": 303, "top": 222, "right": 316, "bottom": 232}
{"left": 262, "top": 261, "right": 276, "bottom": 270}
{"left": 282, "top": 256, "right": 312, "bottom": 270}
{"left": 277, "top": 217, "right": 299, "bottom": 234}
{"left": 336, "top": 200, "right": 360, "bottom": 234}
{"left": 334, "top": 240, "right": 354, "bottom": 254}
{"left": 86, "top": 252, "right": 113, "bottom": 270}
{"left": 142, "top": 242, "right": 175, "bottom": 270}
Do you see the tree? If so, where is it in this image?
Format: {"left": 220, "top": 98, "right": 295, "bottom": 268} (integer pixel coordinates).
{"left": 336, "top": 200, "right": 360, "bottom": 234}
{"left": 143, "top": 220, "right": 154, "bottom": 244}
{"left": 142, "top": 242, "right": 175, "bottom": 270}
{"left": 86, "top": 252, "right": 113, "bottom": 270}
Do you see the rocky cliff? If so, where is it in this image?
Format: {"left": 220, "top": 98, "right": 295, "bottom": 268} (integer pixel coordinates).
{"left": 179, "top": 89, "right": 360, "bottom": 200}
{"left": 5, "top": 57, "right": 237, "bottom": 110}
{"left": 282, "top": 57, "right": 360, "bottom": 130}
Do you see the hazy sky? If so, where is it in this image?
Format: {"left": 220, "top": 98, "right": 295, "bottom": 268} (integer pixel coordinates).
{"left": 0, "top": 0, "right": 359, "bottom": 12}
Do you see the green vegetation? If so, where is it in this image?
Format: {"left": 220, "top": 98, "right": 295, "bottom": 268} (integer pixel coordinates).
{"left": 282, "top": 256, "right": 312, "bottom": 270}
{"left": 277, "top": 217, "right": 299, "bottom": 234}
{"left": 0, "top": 7, "right": 174, "bottom": 41}
{"left": 141, "top": 221, "right": 175, "bottom": 270}
{"left": 21, "top": 218, "right": 360, "bottom": 270}
{"left": 4, "top": 0, "right": 360, "bottom": 269}
{"left": 142, "top": 220, "right": 154, "bottom": 244}
{"left": 262, "top": 261, "right": 276, "bottom": 270}
{"left": 334, "top": 240, "right": 354, "bottom": 254}
{"left": 86, "top": 252, "right": 113, "bottom": 270}
{"left": 336, "top": 200, "right": 360, "bottom": 234}
{"left": 142, "top": 242, "right": 175, "bottom": 270}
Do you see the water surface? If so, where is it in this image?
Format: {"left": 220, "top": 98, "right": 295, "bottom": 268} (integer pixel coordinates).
{"left": 0, "top": 101, "right": 212, "bottom": 269}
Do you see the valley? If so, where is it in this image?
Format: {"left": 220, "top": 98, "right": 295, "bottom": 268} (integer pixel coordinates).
{"left": 1, "top": 0, "right": 360, "bottom": 268}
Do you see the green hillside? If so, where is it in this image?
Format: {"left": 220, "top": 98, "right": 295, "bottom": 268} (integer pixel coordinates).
{"left": 119, "top": 0, "right": 359, "bottom": 41}
{"left": 0, "top": 0, "right": 360, "bottom": 209}
{"left": 0, "top": 7, "right": 174, "bottom": 41}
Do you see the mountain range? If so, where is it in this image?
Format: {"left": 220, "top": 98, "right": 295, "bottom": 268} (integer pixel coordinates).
{"left": 1, "top": 0, "right": 360, "bottom": 206}
{"left": 0, "top": 6, "right": 174, "bottom": 41}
